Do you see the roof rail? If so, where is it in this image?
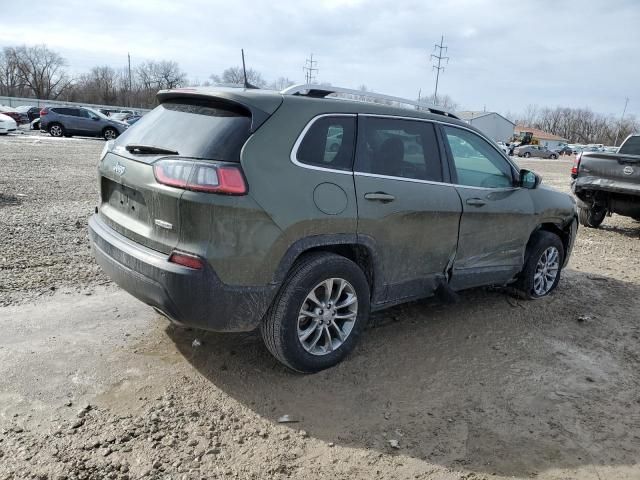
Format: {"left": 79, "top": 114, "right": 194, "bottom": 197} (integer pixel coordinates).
{"left": 281, "top": 84, "right": 459, "bottom": 119}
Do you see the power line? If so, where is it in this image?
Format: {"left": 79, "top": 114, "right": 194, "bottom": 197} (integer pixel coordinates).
{"left": 303, "top": 54, "right": 318, "bottom": 84}
{"left": 430, "top": 35, "right": 449, "bottom": 105}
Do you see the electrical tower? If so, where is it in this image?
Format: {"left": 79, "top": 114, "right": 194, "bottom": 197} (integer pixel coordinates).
{"left": 430, "top": 35, "right": 449, "bottom": 105}
{"left": 303, "top": 54, "right": 319, "bottom": 84}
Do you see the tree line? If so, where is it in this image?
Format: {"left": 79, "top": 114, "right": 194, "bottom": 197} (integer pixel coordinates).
{"left": 508, "top": 105, "right": 637, "bottom": 146}
{"left": 0, "top": 44, "right": 297, "bottom": 108}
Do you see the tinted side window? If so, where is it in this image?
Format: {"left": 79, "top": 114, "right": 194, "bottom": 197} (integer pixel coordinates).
{"left": 443, "top": 126, "right": 513, "bottom": 188}
{"left": 296, "top": 116, "right": 356, "bottom": 171}
{"left": 55, "top": 108, "right": 80, "bottom": 117}
{"left": 355, "top": 117, "right": 442, "bottom": 182}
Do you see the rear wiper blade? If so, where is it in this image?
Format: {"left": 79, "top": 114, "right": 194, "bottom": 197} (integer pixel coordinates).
{"left": 125, "top": 144, "right": 179, "bottom": 155}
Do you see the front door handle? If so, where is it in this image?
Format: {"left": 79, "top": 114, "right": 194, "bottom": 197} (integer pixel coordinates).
{"left": 466, "top": 198, "right": 486, "bottom": 207}
{"left": 364, "top": 192, "right": 396, "bottom": 203}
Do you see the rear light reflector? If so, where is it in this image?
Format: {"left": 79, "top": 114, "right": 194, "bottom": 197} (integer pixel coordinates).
{"left": 571, "top": 153, "right": 582, "bottom": 177}
{"left": 168, "top": 251, "right": 204, "bottom": 270}
{"left": 153, "top": 159, "right": 247, "bottom": 195}
{"left": 40, "top": 108, "right": 48, "bottom": 116}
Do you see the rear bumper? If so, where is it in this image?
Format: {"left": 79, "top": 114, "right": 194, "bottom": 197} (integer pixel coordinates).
{"left": 572, "top": 176, "right": 640, "bottom": 197}
{"left": 89, "top": 214, "right": 276, "bottom": 332}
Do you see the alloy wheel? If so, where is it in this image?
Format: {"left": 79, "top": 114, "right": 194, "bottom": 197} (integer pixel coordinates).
{"left": 297, "top": 278, "right": 358, "bottom": 356}
{"left": 533, "top": 246, "right": 560, "bottom": 295}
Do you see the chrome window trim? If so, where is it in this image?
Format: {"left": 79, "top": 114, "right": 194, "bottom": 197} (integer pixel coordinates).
{"left": 353, "top": 171, "right": 518, "bottom": 192}
{"left": 289, "top": 112, "right": 522, "bottom": 191}
{"left": 289, "top": 113, "right": 357, "bottom": 176}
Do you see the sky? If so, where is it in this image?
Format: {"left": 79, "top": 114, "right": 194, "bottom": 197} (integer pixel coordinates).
{"left": 1, "top": 0, "right": 638, "bottom": 118}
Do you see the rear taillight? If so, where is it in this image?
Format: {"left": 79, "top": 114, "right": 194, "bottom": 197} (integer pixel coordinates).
{"left": 168, "top": 251, "right": 204, "bottom": 270}
{"left": 571, "top": 153, "right": 582, "bottom": 178}
{"left": 153, "top": 159, "right": 247, "bottom": 195}
{"left": 40, "top": 108, "right": 48, "bottom": 116}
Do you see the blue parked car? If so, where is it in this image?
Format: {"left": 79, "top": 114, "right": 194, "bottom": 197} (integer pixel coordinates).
{"left": 40, "top": 106, "right": 128, "bottom": 140}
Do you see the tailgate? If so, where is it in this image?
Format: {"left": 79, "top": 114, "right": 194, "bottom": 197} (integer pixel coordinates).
{"left": 95, "top": 94, "right": 266, "bottom": 255}
{"left": 99, "top": 151, "right": 182, "bottom": 254}
{"left": 576, "top": 152, "right": 640, "bottom": 193}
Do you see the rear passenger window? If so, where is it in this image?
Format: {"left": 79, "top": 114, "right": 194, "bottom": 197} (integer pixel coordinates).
{"left": 354, "top": 117, "right": 443, "bottom": 181}
{"left": 296, "top": 116, "right": 356, "bottom": 171}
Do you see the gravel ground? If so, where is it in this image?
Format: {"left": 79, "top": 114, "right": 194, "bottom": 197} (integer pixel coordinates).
{"left": 1, "top": 133, "right": 640, "bottom": 480}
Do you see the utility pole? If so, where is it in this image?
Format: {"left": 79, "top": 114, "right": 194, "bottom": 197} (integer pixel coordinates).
{"left": 430, "top": 35, "right": 449, "bottom": 105}
{"left": 127, "top": 52, "right": 132, "bottom": 107}
{"left": 614, "top": 97, "right": 630, "bottom": 146}
{"left": 303, "top": 54, "right": 318, "bottom": 85}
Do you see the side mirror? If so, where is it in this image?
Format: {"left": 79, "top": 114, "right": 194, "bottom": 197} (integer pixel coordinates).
{"left": 520, "top": 169, "right": 541, "bottom": 189}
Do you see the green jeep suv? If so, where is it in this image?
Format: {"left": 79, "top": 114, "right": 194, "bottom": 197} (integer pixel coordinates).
{"left": 89, "top": 85, "right": 578, "bottom": 372}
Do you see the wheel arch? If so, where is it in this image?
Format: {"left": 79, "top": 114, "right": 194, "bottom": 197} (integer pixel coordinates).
{"left": 272, "top": 234, "right": 384, "bottom": 304}
{"left": 529, "top": 219, "right": 576, "bottom": 268}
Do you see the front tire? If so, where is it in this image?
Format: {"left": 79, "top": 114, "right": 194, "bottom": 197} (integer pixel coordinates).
{"left": 578, "top": 206, "right": 606, "bottom": 228}
{"left": 523, "top": 152, "right": 531, "bottom": 158}
{"left": 261, "top": 252, "right": 370, "bottom": 373}
{"left": 103, "top": 127, "right": 118, "bottom": 140}
{"left": 515, "top": 231, "right": 564, "bottom": 299}
{"left": 550, "top": 154, "right": 558, "bottom": 159}
{"left": 48, "top": 123, "right": 64, "bottom": 137}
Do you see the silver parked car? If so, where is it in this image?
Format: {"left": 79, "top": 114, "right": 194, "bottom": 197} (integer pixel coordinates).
{"left": 514, "top": 145, "right": 559, "bottom": 159}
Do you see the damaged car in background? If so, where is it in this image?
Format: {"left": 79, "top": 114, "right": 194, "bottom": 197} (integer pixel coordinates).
{"left": 89, "top": 85, "right": 578, "bottom": 373}
{"left": 571, "top": 134, "right": 640, "bottom": 228}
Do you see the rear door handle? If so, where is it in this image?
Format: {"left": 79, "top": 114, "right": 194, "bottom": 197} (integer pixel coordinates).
{"left": 364, "top": 192, "right": 396, "bottom": 203}
{"left": 466, "top": 198, "right": 486, "bottom": 207}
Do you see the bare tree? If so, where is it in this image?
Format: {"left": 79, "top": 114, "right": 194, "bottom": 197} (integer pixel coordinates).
{"left": 210, "top": 67, "right": 266, "bottom": 87}
{"left": 135, "top": 60, "right": 186, "bottom": 106}
{"left": 11, "top": 45, "right": 72, "bottom": 99}
{"left": 0, "top": 47, "right": 26, "bottom": 97}
{"left": 137, "top": 60, "right": 186, "bottom": 91}
{"left": 268, "top": 77, "right": 295, "bottom": 90}
{"left": 417, "top": 93, "right": 458, "bottom": 111}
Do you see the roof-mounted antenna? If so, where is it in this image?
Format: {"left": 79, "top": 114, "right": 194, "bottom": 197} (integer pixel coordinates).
{"left": 241, "top": 49, "right": 258, "bottom": 89}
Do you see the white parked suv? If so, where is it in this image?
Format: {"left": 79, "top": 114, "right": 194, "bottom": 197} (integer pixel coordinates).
{"left": 0, "top": 113, "right": 17, "bottom": 135}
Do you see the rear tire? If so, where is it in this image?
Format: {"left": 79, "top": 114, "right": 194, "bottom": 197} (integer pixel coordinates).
{"left": 524, "top": 152, "right": 531, "bottom": 158}
{"left": 103, "top": 127, "right": 118, "bottom": 140}
{"left": 515, "top": 231, "right": 564, "bottom": 300}
{"left": 261, "top": 252, "right": 370, "bottom": 373}
{"left": 550, "top": 154, "right": 558, "bottom": 159}
{"left": 48, "top": 123, "right": 64, "bottom": 137}
{"left": 578, "top": 206, "right": 606, "bottom": 228}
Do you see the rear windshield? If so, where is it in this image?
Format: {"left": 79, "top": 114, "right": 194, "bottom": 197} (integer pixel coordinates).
{"left": 618, "top": 136, "right": 640, "bottom": 156}
{"left": 115, "top": 98, "right": 251, "bottom": 162}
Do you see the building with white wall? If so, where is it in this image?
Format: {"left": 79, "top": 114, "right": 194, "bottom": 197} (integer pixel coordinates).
{"left": 457, "top": 111, "right": 515, "bottom": 142}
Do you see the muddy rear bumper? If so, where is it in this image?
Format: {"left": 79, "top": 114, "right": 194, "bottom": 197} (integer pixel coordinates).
{"left": 88, "top": 215, "right": 276, "bottom": 332}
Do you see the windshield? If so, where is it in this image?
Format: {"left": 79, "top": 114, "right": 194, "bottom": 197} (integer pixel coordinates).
{"left": 114, "top": 98, "right": 252, "bottom": 162}
{"left": 618, "top": 136, "right": 640, "bottom": 156}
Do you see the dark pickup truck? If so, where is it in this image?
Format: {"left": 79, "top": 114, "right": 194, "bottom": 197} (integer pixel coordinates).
{"left": 571, "top": 134, "right": 640, "bottom": 227}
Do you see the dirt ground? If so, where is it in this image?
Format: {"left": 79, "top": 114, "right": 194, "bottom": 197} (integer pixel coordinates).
{"left": 1, "top": 131, "right": 639, "bottom": 480}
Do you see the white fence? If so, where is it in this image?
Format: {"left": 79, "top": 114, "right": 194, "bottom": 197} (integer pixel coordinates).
{"left": 0, "top": 95, "right": 151, "bottom": 113}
